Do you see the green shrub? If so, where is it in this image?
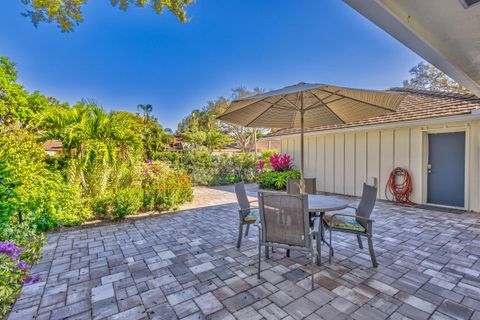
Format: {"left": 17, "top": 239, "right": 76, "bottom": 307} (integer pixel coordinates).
{"left": 155, "top": 150, "right": 260, "bottom": 186}
{"left": 111, "top": 187, "right": 143, "bottom": 219}
{"left": 258, "top": 170, "right": 301, "bottom": 190}
{"left": 143, "top": 161, "right": 193, "bottom": 210}
{"left": 0, "top": 127, "right": 90, "bottom": 231}
{"left": 90, "top": 194, "right": 112, "bottom": 218}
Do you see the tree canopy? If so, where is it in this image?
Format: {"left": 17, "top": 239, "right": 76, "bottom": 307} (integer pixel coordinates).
{"left": 177, "top": 87, "right": 265, "bottom": 152}
{"left": 0, "top": 57, "right": 56, "bottom": 128}
{"left": 403, "top": 62, "right": 469, "bottom": 93}
{"left": 20, "top": 0, "right": 194, "bottom": 32}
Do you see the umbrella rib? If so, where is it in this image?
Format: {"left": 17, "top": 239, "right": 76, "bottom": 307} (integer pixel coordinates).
{"left": 219, "top": 96, "right": 270, "bottom": 118}
{"left": 310, "top": 91, "right": 347, "bottom": 124}
{"left": 245, "top": 96, "right": 285, "bottom": 127}
{"left": 315, "top": 88, "right": 399, "bottom": 112}
{"left": 279, "top": 96, "right": 299, "bottom": 110}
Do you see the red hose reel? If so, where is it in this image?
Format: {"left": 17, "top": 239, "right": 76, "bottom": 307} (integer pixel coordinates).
{"left": 385, "top": 167, "right": 415, "bottom": 205}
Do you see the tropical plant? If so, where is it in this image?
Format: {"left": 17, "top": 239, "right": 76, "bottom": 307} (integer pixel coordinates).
{"left": 268, "top": 153, "right": 293, "bottom": 172}
{"left": 258, "top": 170, "right": 301, "bottom": 190}
{"left": 38, "top": 101, "right": 142, "bottom": 196}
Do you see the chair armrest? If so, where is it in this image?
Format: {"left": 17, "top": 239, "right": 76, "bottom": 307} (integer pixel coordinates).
{"left": 249, "top": 200, "right": 258, "bottom": 204}
{"left": 347, "top": 205, "right": 358, "bottom": 210}
{"left": 239, "top": 207, "right": 258, "bottom": 213}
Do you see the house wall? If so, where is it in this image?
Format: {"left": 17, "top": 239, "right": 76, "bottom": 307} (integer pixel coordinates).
{"left": 279, "top": 119, "right": 480, "bottom": 211}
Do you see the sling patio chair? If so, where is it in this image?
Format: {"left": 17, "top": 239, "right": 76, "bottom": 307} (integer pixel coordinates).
{"left": 286, "top": 178, "right": 317, "bottom": 195}
{"left": 257, "top": 191, "right": 318, "bottom": 290}
{"left": 234, "top": 181, "right": 259, "bottom": 248}
{"left": 321, "top": 183, "right": 378, "bottom": 267}
{"left": 286, "top": 178, "right": 317, "bottom": 257}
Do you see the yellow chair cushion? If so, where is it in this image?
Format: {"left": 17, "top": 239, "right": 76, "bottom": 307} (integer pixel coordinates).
{"left": 323, "top": 214, "right": 365, "bottom": 232}
{"left": 244, "top": 209, "right": 259, "bottom": 223}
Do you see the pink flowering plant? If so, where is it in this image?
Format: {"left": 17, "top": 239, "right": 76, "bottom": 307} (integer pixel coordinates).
{"left": 269, "top": 153, "right": 293, "bottom": 172}
{"left": 257, "top": 152, "right": 300, "bottom": 190}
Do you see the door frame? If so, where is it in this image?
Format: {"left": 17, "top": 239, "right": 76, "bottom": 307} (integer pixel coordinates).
{"left": 421, "top": 126, "right": 469, "bottom": 209}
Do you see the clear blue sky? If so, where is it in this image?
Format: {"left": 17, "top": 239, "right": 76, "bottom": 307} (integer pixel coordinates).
{"left": 0, "top": 0, "right": 422, "bottom": 129}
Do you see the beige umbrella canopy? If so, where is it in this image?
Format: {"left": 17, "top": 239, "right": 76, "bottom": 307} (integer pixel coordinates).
{"left": 218, "top": 82, "right": 406, "bottom": 191}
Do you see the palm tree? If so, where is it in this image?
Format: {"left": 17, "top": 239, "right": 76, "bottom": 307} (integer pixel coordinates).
{"left": 137, "top": 104, "right": 153, "bottom": 132}
{"left": 39, "top": 101, "right": 141, "bottom": 194}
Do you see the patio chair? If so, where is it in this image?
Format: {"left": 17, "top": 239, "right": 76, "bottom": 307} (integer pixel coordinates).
{"left": 286, "top": 178, "right": 317, "bottom": 257}
{"left": 257, "top": 191, "right": 317, "bottom": 290}
{"left": 235, "top": 181, "right": 258, "bottom": 249}
{"left": 286, "top": 178, "right": 317, "bottom": 195}
{"left": 321, "top": 183, "right": 378, "bottom": 267}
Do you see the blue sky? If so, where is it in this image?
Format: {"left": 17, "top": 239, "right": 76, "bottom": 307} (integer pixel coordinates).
{"left": 0, "top": 0, "right": 422, "bottom": 129}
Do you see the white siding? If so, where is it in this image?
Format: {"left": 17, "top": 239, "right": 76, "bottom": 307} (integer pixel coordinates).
{"left": 278, "top": 120, "right": 480, "bottom": 211}
{"left": 316, "top": 136, "right": 326, "bottom": 191}
{"left": 345, "top": 133, "right": 356, "bottom": 196}
{"left": 325, "top": 136, "right": 335, "bottom": 193}
{"left": 355, "top": 132, "right": 367, "bottom": 197}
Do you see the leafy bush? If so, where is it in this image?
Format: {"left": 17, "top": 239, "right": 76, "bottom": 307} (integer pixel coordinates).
{"left": 0, "top": 223, "right": 44, "bottom": 318}
{"left": 143, "top": 161, "right": 193, "bottom": 210}
{"left": 90, "top": 194, "right": 112, "bottom": 218}
{"left": 0, "top": 127, "right": 89, "bottom": 231}
{"left": 111, "top": 187, "right": 143, "bottom": 219}
{"left": 156, "top": 150, "right": 260, "bottom": 186}
{"left": 258, "top": 170, "right": 301, "bottom": 190}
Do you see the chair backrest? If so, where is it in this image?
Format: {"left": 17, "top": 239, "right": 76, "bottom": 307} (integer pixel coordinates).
{"left": 356, "top": 183, "right": 377, "bottom": 227}
{"left": 286, "top": 178, "right": 317, "bottom": 195}
{"left": 235, "top": 181, "right": 250, "bottom": 211}
{"left": 258, "top": 192, "right": 310, "bottom": 248}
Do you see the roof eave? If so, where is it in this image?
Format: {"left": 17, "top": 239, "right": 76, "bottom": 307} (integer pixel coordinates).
{"left": 343, "top": 0, "right": 480, "bottom": 97}
{"left": 263, "top": 112, "right": 480, "bottom": 139}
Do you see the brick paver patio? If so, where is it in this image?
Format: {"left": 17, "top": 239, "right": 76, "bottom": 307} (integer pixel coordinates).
{"left": 8, "top": 185, "right": 480, "bottom": 320}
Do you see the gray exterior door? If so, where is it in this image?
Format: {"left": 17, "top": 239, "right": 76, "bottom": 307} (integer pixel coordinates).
{"left": 427, "top": 132, "right": 465, "bottom": 207}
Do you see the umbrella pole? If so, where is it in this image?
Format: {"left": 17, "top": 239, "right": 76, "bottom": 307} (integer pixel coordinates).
{"left": 300, "top": 92, "right": 305, "bottom": 193}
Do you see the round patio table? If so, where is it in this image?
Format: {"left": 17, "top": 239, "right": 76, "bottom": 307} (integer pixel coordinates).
{"left": 307, "top": 194, "right": 348, "bottom": 212}
{"left": 307, "top": 194, "right": 348, "bottom": 264}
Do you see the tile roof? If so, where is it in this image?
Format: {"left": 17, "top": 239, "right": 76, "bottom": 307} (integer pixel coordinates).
{"left": 266, "top": 88, "right": 480, "bottom": 137}
{"left": 43, "top": 139, "right": 63, "bottom": 150}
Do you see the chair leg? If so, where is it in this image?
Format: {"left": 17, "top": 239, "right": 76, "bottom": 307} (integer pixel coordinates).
{"left": 368, "top": 236, "right": 378, "bottom": 268}
{"left": 257, "top": 231, "right": 261, "bottom": 279}
{"left": 286, "top": 249, "right": 290, "bottom": 258}
{"left": 311, "top": 250, "right": 316, "bottom": 291}
{"left": 236, "top": 223, "right": 243, "bottom": 249}
{"left": 265, "top": 245, "right": 270, "bottom": 259}
{"left": 328, "top": 228, "right": 333, "bottom": 264}
{"left": 316, "top": 231, "right": 322, "bottom": 266}
{"left": 356, "top": 235, "right": 363, "bottom": 249}
{"left": 245, "top": 224, "right": 250, "bottom": 236}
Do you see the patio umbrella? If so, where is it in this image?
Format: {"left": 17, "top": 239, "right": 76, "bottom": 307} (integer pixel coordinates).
{"left": 218, "top": 82, "right": 406, "bottom": 192}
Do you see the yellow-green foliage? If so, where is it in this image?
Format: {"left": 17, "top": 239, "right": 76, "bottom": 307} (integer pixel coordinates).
{"left": 0, "top": 126, "right": 89, "bottom": 231}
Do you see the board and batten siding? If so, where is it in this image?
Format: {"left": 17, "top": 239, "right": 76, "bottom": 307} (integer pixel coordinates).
{"left": 278, "top": 120, "right": 480, "bottom": 212}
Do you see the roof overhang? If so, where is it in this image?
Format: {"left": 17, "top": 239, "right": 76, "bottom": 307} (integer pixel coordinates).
{"left": 344, "top": 0, "right": 480, "bottom": 97}
{"left": 263, "top": 112, "right": 480, "bottom": 139}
